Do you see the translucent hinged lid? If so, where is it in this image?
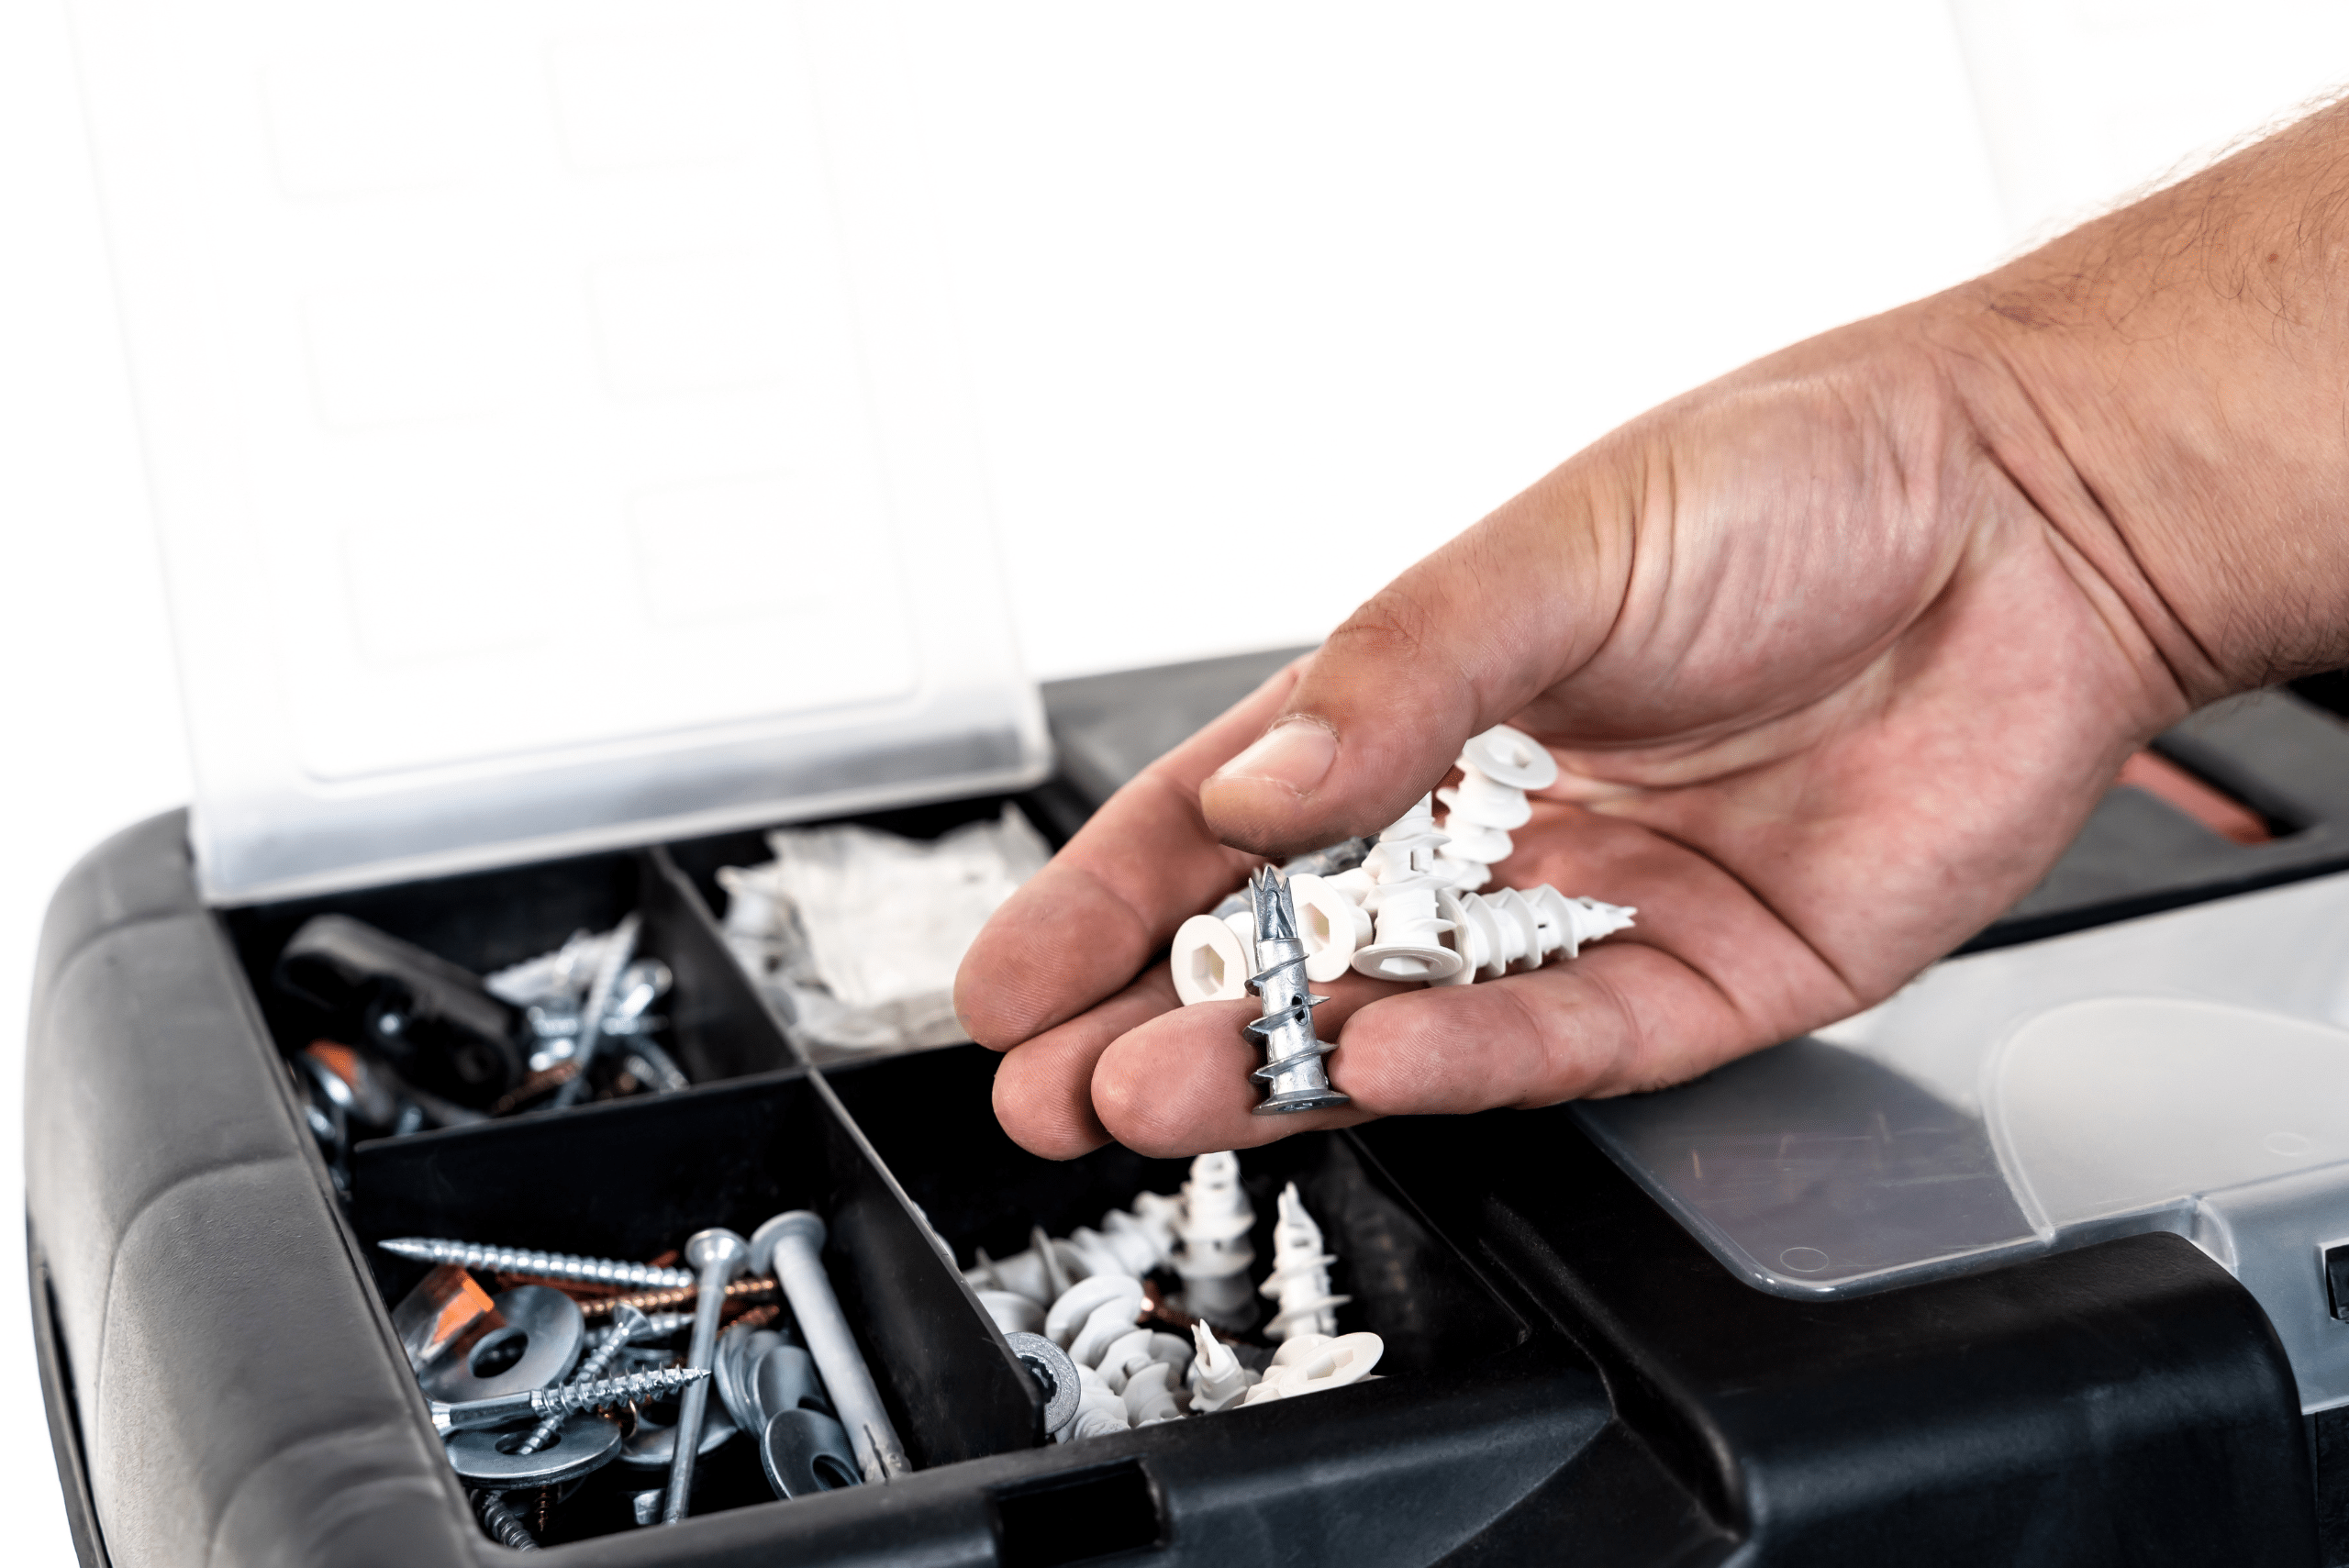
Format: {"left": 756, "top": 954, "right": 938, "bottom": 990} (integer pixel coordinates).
{"left": 72, "top": 0, "right": 1048, "bottom": 903}
{"left": 1575, "top": 869, "right": 2349, "bottom": 1411}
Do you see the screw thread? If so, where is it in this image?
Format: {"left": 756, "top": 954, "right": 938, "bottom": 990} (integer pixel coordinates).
{"left": 471, "top": 1490, "right": 539, "bottom": 1551}
{"left": 433, "top": 1365, "right": 708, "bottom": 1432}
{"left": 513, "top": 1305, "right": 647, "bottom": 1456}
{"left": 380, "top": 1237, "right": 693, "bottom": 1290}
{"left": 574, "top": 1273, "right": 776, "bottom": 1318}
{"left": 537, "top": 1366, "right": 704, "bottom": 1418}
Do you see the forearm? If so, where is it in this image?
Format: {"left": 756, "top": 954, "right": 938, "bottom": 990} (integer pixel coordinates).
{"left": 1942, "top": 95, "right": 2349, "bottom": 699}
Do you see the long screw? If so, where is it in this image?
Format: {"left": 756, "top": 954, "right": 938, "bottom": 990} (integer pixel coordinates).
{"left": 752, "top": 1210, "right": 910, "bottom": 1482}
{"left": 379, "top": 1238, "right": 693, "bottom": 1291}
{"left": 513, "top": 1305, "right": 652, "bottom": 1456}
{"left": 551, "top": 913, "right": 639, "bottom": 1108}
{"left": 572, "top": 1274, "right": 777, "bottom": 1319}
{"left": 662, "top": 1229, "right": 749, "bottom": 1524}
{"left": 471, "top": 1490, "right": 539, "bottom": 1551}
{"left": 429, "top": 1366, "right": 706, "bottom": 1433}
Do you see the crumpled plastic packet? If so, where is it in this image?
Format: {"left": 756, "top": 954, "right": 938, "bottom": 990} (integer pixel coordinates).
{"left": 720, "top": 805, "right": 1051, "bottom": 1055}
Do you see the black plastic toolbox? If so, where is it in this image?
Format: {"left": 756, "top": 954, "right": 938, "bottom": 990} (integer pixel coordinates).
{"left": 32, "top": 656, "right": 2349, "bottom": 1566}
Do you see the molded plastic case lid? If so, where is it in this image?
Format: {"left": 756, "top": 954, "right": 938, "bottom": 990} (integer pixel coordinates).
{"left": 72, "top": 0, "right": 1049, "bottom": 904}
{"left": 1575, "top": 868, "right": 2349, "bottom": 1412}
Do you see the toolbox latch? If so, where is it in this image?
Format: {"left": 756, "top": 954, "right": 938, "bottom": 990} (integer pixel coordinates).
{"left": 989, "top": 1459, "right": 1165, "bottom": 1566}
{"left": 2324, "top": 1243, "right": 2349, "bottom": 1322}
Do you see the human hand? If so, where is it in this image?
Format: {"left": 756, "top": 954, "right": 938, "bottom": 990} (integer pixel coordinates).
{"left": 959, "top": 102, "right": 2349, "bottom": 1159}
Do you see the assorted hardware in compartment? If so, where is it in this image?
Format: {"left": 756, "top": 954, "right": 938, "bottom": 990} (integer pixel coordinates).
{"left": 348, "top": 1067, "right": 1033, "bottom": 1545}
{"left": 225, "top": 842, "right": 800, "bottom": 1183}
{"left": 217, "top": 801, "right": 1529, "bottom": 1552}
{"left": 828, "top": 1044, "right": 1531, "bottom": 1418}
{"left": 381, "top": 1203, "right": 899, "bottom": 1540}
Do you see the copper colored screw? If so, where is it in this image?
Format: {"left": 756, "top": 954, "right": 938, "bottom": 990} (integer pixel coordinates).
{"left": 573, "top": 1274, "right": 778, "bottom": 1320}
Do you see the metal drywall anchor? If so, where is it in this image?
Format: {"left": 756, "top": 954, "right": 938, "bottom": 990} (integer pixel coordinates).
{"left": 1242, "top": 869, "right": 1350, "bottom": 1114}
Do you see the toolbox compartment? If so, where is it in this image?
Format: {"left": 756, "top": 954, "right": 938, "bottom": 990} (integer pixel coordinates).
{"left": 820, "top": 1044, "right": 1531, "bottom": 1392}
{"left": 225, "top": 842, "right": 794, "bottom": 1108}
{"left": 347, "top": 1067, "right": 1037, "bottom": 1534}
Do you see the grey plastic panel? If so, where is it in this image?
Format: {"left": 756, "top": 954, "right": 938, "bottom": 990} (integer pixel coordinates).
{"left": 1576, "top": 867, "right": 2349, "bottom": 1410}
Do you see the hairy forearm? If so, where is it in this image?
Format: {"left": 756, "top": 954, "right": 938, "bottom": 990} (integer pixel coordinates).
{"left": 1937, "top": 95, "right": 2349, "bottom": 698}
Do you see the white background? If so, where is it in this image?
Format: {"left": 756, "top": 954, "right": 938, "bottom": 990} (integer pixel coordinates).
{"left": 3, "top": 0, "right": 2345, "bottom": 1558}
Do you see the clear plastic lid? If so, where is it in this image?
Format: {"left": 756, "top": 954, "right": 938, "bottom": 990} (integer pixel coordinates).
{"left": 72, "top": 0, "right": 1048, "bottom": 902}
{"left": 1575, "top": 869, "right": 2349, "bottom": 1411}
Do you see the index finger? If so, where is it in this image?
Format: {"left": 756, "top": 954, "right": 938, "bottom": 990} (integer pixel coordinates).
{"left": 954, "top": 656, "right": 1314, "bottom": 1050}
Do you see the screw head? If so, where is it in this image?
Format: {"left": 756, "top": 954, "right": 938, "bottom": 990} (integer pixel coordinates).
{"left": 747, "top": 1210, "right": 825, "bottom": 1276}
{"left": 684, "top": 1228, "right": 751, "bottom": 1276}
{"left": 1004, "top": 1331, "right": 1080, "bottom": 1436}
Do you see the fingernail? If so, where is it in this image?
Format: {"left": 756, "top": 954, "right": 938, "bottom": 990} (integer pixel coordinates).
{"left": 1211, "top": 719, "right": 1338, "bottom": 799}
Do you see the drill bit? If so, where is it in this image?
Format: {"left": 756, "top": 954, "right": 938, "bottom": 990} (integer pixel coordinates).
{"left": 1241, "top": 868, "right": 1351, "bottom": 1115}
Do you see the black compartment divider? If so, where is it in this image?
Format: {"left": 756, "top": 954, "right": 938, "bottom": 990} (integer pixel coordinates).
{"left": 807, "top": 1063, "right": 1047, "bottom": 1466}
{"left": 639, "top": 845, "right": 804, "bottom": 1084}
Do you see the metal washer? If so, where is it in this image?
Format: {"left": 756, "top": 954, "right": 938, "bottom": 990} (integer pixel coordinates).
{"left": 617, "top": 1395, "right": 739, "bottom": 1470}
{"left": 419, "top": 1285, "right": 584, "bottom": 1402}
{"left": 1004, "top": 1331, "right": 1080, "bottom": 1436}
{"left": 444, "top": 1414, "right": 623, "bottom": 1489}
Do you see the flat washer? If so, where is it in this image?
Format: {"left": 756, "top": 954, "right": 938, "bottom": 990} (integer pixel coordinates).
{"left": 419, "top": 1285, "right": 584, "bottom": 1402}
{"left": 1004, "top": 1331, "right": 1080, "bottom": 1437}
{"left": 617, "top": 1395, "right": 739, "bottom": 1470}
{"left": 444, "top": 1414, "right": 622, "bottom": 1489}
{"left": 759, "top": 1407, "right": 860, "bottom": 1499}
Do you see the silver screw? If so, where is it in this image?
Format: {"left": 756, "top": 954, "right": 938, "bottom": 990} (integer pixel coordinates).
{"left": 1244, "top": 868, "right": 1351, "bottom": 1114}
{"left": 618, "top": 1040, "right": 691, "bottom": 1095}
{"left": 429, "top": 1366, "right": 707, "bottom": 1433}
{"left": 512, "top": 1304, "right": 653, "bottom": 1456}
{"left": 750, "top": 1210, "right": 910, "bottom": 1483}
{"left": 378, "top": 1237, "right": 693, "bottom": 1291}
{"left": 551, "top": 913, "right": 640, "bottom": 1108}
{"left": 590, "top": 1308, "right": 690, "bottom": 1345}
{"left": 662, "top": 1228, "right": 750, "bottom": 1524}
{"left": 605, "top": 959, "right": 671, "bottom": 1033}
{"left": 471, "top": 1490, "right": 539, "bottom": 1551}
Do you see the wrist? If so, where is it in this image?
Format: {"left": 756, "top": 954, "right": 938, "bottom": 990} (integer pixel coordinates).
{"left": 1925, "top": 118, "right": 2349, "bottom": 699}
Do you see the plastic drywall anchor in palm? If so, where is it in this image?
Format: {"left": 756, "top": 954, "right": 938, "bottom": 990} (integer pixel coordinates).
{"left": 1435, "top": 723, "right": 1559, "bottom": 890}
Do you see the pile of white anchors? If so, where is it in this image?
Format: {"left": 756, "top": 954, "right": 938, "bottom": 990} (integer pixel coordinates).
{"left": 962, "top": 1152, "right": 1382, "bottom": 1440}
{"left": 1172, "top": 724, "right": 1637, "bottom": 1002}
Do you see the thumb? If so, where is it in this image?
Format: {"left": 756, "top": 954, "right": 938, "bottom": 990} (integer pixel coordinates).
{"left": 1199, "top": 480, "right": 1630, "bottom": 854}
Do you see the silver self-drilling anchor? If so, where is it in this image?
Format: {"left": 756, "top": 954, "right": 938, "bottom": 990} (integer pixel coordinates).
{"left": 1242, "top": 868, "right": 1351, "bottom": 1115}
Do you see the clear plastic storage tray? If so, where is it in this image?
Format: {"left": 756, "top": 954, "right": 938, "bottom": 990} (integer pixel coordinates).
{"left": 1575, "top": 868, "right": 2349, "bottom": 1410}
